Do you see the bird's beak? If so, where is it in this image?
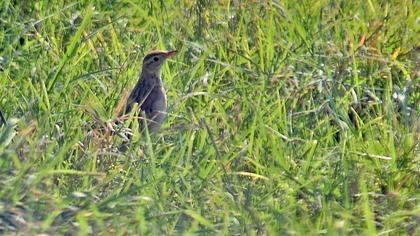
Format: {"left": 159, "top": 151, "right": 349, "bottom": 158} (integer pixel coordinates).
{"left": 164, "top": 50, "right": 177, "bottom": 58}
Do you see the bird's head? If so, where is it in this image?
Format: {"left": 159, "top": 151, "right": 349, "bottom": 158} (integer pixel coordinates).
{"left": 142, "top": 50, "right": 177, "bottom": 74}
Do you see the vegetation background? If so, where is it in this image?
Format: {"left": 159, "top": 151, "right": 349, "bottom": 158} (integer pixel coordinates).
{"left": 0, "top": 0, "right": 419, "bottom": 235}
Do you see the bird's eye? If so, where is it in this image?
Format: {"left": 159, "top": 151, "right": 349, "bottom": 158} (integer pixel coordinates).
{"left": 153, "top": 57, "right": 159, "bottom": 61}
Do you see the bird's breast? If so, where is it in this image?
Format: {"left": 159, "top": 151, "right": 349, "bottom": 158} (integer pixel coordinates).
{"left": 151, "top": 86, "right": 167, "bottom": 111}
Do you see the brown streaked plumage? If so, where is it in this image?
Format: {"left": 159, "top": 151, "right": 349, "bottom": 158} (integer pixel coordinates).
{"left": 124, "top": 50, "right": 177, "bottom": 133}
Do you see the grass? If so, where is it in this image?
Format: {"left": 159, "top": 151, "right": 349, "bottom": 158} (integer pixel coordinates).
{"left": 0, "top": 0, "right": 419, "bottom": 235}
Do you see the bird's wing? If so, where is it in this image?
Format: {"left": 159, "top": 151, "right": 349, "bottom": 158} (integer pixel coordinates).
{"left": 125, "top": 80, "right": 154, "bottom": 114}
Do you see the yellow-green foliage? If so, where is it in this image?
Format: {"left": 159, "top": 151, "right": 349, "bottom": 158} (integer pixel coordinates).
{"left": 0, "top": 0, "right": 418, "bottom": 235}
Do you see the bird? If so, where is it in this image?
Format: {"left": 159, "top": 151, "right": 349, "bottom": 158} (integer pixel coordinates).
{"left": 123, "top": 50, "right": 177, "bottom": 134}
